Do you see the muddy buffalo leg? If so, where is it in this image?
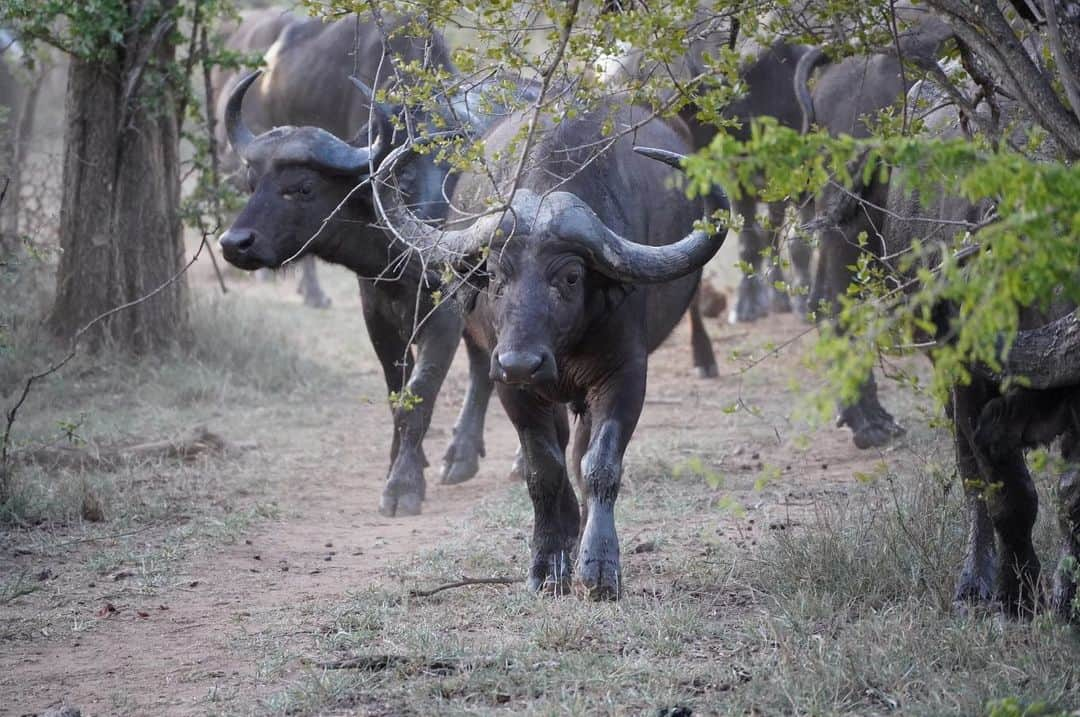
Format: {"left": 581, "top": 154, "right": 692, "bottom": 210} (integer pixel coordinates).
{"left": 763, "top": 200, "right": 793, "bottom": 314}
{"left": 730, "top": 195, "right": 768, "bottom": 324}
{"left": 837, "top": 372, "right": 906, "bottom": 449}
{"left": 951, "top": 381, "right": 998, "bottom": 608}
{"left": 362, "top": 281, "right": 460, "bottom": 517}
{"left": 297, "top": 255, "right": 332, "bottom": 309}
{"left": 499, "top": 385, "right": 579, "bottom": 594}
{"left": 576, "top": 358, "right": 645, "bottom": 600}
{"left": 789, "top": 197, "right": 815, "bottom": 319}
{"left": 972, "top": 397, "right": 1042, "bottom": 615}
{"left": 361, "top": 283, "right": 415, "bottom": 470}
{"left": 441, "top": 333, "right": 493, "bottom": 485}
{"left": 1052, "top": 414, "right": 1080, "bottom": 620}
{"left": 688, "top": 290, "right": 718, "bottom": 378}
{"left": 812, "top": 219, "right": 902, "bottom": 447}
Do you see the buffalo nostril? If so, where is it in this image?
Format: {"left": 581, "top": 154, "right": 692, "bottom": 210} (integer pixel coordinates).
{"left": 219, "top": 229, "right": 255, "bottom": 252}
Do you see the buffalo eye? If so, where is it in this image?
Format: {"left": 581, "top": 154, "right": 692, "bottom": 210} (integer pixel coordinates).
{"left": 282, "top": 180, "right": 314, "bottom": 201}
{"left": 553, "top": 263, "right": 583, "bottom": 293}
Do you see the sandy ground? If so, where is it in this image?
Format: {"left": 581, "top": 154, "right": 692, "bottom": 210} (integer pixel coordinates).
{"left": 0, "top": 252, "right": 900, "bottom": 716}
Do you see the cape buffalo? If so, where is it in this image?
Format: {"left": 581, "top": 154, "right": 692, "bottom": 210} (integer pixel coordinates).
{"left": 599, "top": 12, "right": 813, "bottom": 324}
{"left": 879, "top": 80, "right": 1078, "bottom": 617}
{"left": 794, "top": 9, "right": 953, "bottom": 448}
{"left": 217, "top": 14, "right": 468, "bottom": 516}
{"left": 377, "top": 100, "right": 727, "bottom": 599}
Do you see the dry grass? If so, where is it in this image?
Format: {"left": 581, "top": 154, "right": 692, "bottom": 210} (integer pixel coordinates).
{"left": 1, "top": 293, "right": 324, "bottom": 526}
{"left": 248, "top": 445, "right": 1080, "bottom": 717}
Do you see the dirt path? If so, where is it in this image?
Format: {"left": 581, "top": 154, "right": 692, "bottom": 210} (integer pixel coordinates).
{"left": 1, "top": 266, "right": 897, "bottom": 716}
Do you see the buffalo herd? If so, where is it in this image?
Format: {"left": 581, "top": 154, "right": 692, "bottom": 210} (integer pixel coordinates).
{"left": 215, "top": 8, "right": 1079, "bottom": 615}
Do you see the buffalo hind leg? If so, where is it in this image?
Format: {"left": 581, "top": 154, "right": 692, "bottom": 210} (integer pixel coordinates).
{"left": 762, "top": 200, "right": 793, "bottom": 315}
{"left": 499, "top": 386, "right": 578, "bottom": 594}
{"left": 688, "top": 288, "right": 718, "bottom": 378}
{"left": 576, "top": 361, "right": 644, "bottom": 600}
{"left": 297, "top": 255, "right": 331, "bottom": 308}
{"left": 951, "top": 381, "right": 998, "bottom": 608}
{"left": 730, "top": 195, "right": 768, "bottom": 323}
{"left": 441, "top": 333, "right": 493, "bottom": 485}
{"left": 1052, "top": 407, "right": 1079, "bottom": 619}
{"left": 788, "top": 196, "right": 815, "bottom": 320}
{"left": 838, "top": 372, "right": 905, "bottom": 449}
{"left": 570, "top": 410, "right": 592, "bottom": 538}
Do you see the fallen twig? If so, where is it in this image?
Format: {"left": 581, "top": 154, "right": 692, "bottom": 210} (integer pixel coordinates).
{"left": 47, "top": 524, "right": 159, "bottom": 550}
{"left": 408, "top": 576, "right": 516, "bottom": 598}
{"left": 20, "top": 427, "right": 255, "bottom": 471}
{"left": 318, "top": 654, "right": 471, "bottom": 672}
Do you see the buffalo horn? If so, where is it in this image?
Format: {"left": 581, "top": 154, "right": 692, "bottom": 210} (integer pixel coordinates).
{"left": 560, "top": 145, "right": 727, "bottom": 285}
{"left": 225, "top": 70, "right": 261, "bottom": 153}
{"left": 347, "top": 77, "right": 392, "bottom": 168}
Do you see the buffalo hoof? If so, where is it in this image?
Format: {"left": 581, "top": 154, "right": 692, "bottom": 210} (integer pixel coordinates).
{"left": 696, "top": 363, "right": 719, "bottom": 379}
{"left": 953, "top": 559, "right": 997, "bottom": 611}
{"left": 302, "top": 291, "right": 332, "bottom": 309}
{"left": 527, "top": 548, "right": 573, "bottom": 596}
{"left": 840, "top": 403, "right": 905, "bottom": 450}
{"left": 729, "top": 276, "right": 768, "bottom": 324}
{"left": 440, "top": 438, "right": 483, "bottom": 485}
{"left": 790, "top": 293, "right": 811, "bottom": 323}
{"left": 996, "top": 549, "right": 1042, "bottom": 618}
{"left": 576, "top": 507, "right": 621, "bottom": 601}
{"left": 769, "top": 287, "right": 792, "bottom": 314}
{"left": 507, "top": 450, "right": 525, "bottom": 482}
{"left": 378, "top": 490, "right": 423, "bottom": 517}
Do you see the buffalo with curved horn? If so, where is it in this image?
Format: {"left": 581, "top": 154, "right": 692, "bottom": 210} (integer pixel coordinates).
{"left": 379, "top": 97, "right": 728, "bottom": 599}
{"left": 219, "top": 63, "right": 516, "bottom": 517}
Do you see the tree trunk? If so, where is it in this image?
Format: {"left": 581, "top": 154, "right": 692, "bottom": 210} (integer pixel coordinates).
{"left": 48, "top": 1, "right": 187, "bottom": 351}
{"left": 0, "top": 53, "right": 23, "bottom": 256}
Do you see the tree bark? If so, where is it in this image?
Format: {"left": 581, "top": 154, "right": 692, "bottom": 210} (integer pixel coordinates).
{"left": 0, "top": 52, "right": 24, "bottom": 255}
{"left": 47, "top": 0, "right": 188, "bottom": 351}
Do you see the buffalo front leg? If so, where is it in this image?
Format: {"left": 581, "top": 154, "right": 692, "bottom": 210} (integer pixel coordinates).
{"left": 361, "top": 284, "right": 460, "bottom": 517}
{"left": 972, "top": 398, "right": 1042, "bottom": 615}
{"left": 576, "top": 363, "right": 644, "bottom": 601}
{"left": 730, "top": 195, "right": 769, "bottom": 324}
{"left": 951, "top": 382, "right": 998, "bottom": 608}
{"left": 499, "top": 386, "right": 579, "bottom": 594}
{"left": 441, "top": 333, "right": 493, "bottom": 485}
